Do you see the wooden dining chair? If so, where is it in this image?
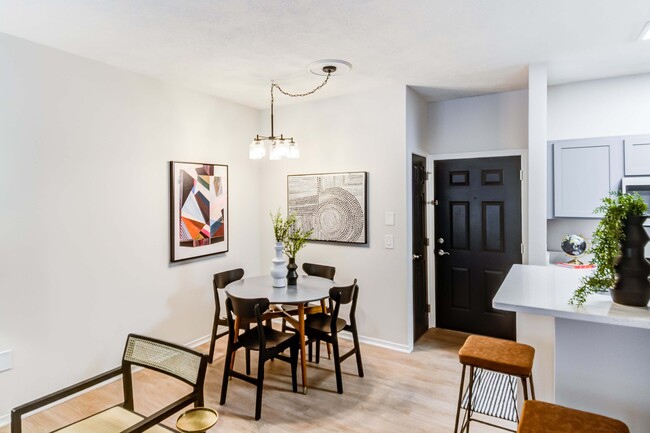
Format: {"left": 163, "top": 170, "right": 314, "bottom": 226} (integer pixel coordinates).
{"left": 209, "top": 268, "right": 244, "bottom": 364}
{"left": 304, "top": 279, "right": 364, "bottom": 394}
{"left": 220, "top": 294, "right": 299, "bottom": 420}
{"left": 281, "top": 262, "right": 336, "bottom": 332}
{"left": 11, "top": 334, "right": 208, "bottom": 433}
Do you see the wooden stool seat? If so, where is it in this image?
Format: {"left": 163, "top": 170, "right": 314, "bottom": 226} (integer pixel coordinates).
{"left": 459, "top": 335, "right": 535, "bottom": 376}
{"left": 518, "top": 401, "right": 629, "bottom": 433}
{"left": 454, "top": 335, "right": 536, "bottom": 433}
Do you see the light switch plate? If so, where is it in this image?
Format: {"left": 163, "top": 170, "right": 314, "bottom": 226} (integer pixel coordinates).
{"left": 385, "top": 211, "right": 395, "bottom": 226}
{"left": 0, "top": 350, "right": 12, "bottom": 372}
{"left": 384, "top": 234, "right": 394, "bottom": 249}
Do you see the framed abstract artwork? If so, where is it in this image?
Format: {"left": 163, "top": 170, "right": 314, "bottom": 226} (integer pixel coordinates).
{"left": 170, "top": 161, "right": 228, "bottom": 262}
{"left": 287, "top": 171, "right": 368, "bottom": 245}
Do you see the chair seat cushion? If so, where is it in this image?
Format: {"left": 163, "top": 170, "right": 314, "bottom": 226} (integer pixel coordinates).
{"left": 55, "top": 406, "right": 174, "bottom": 433}
{"left": 458, "top": 335, "right": 534, "bottom": 376}
{"left": 238, "top": 326, "right": 296, "bottom": 350}
{"left": 305, "top": 313, "right": 346, "bottom": 334}
{"left": 518, "top": 400, "right": 629, "bottom": 433}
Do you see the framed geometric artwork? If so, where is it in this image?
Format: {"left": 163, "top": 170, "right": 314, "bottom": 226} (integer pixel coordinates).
{"left": 170, "top": 161, "right": 228, "bottom": 262}
{"left": 287, "top": 171, "right": 368, "bottom": 245}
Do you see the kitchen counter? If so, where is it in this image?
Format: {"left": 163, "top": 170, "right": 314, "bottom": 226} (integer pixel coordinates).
{"left": 493, "top": 264, "right": 650, "bottom": 328}
{"left": 494, "top": 264, "right": 650, "bottom": 433}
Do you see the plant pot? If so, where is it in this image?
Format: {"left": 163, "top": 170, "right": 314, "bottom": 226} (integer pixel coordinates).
{"left": 610, "top": 215, "right": 650, "bottom": 307}
{"left": 270, "top": 242, "right": 286, "bottom": 288}
{"left": 286, "top": 257, "right": 298, "bottom": 286}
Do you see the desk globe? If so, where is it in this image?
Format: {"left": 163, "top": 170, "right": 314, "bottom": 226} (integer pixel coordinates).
{"left": 561, "top": 234, "right": 588, "bottom": 265}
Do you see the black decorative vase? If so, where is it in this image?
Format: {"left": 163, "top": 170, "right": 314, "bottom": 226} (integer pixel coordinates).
{"left": 610, "top": 215, "right": 650, "bottom": 307}
{"left": 286, "top": 258, "right": 299, "bottom": 286}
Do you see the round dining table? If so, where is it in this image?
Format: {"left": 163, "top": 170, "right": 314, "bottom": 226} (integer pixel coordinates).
{"left": 226, "top": 274, "right": 335, "bottom": 394}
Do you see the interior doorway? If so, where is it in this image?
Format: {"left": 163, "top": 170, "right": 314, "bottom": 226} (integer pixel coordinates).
{"left": 412, "top": 153, "right": 429, "bottom": 342}
{"left": 433, "top": 155, "right": 522, "bottom": 340}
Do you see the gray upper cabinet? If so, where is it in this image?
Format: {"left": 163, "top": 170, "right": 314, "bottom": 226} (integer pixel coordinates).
{"left": 624, "top": 135, "right": 650, "bottom": 176}
{"left": 552, "top": 137, "right": 624, "bottom": 218}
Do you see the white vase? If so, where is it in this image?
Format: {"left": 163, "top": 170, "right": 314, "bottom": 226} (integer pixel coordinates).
{"left": 270, "top": 241, "right": 286, "bottom": 287}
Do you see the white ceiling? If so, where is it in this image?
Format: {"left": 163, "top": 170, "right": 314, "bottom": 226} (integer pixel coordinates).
{"left": 1, "top": 0, "right": 649, "bottom": 109}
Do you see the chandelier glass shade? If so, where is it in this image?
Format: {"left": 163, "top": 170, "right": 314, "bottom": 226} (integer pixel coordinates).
{"left": 250, "top": 64, "right": 339, "bottom": 160}
{"left": 249, "top": 136, "right": 299, "bottom": 160}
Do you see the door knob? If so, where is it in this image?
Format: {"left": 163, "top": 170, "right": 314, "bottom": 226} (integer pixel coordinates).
{"left": 437, "top": 249, "right": 450, "bottom": 256}
{"left": 413, "top": 254, "right": 421, "bottom": 260}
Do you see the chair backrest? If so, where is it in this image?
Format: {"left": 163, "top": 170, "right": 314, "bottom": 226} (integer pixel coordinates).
{"left": 213, "top": 268, "right": 244, "bottom": 318}
{"left": 328, "top": 279, "right": 359, "bottom": 324}
{"left": 214, "top": 268, "right": 245, "bottom": 289}
{"left": 225, "top": 294, "right": 271, "bottom": 348}
{"left": 302, "top": 262, "right": 336, "bottom": 280}
{"left": 121, "top": 334, "right": 208, "bottom": 409}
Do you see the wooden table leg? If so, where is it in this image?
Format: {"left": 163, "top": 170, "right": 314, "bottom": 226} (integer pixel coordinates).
{"left": 297, "top": 303, "right": 308, "bottom": 394}
{"left": 319, "top": 299, "right": 332, "bottom": 359}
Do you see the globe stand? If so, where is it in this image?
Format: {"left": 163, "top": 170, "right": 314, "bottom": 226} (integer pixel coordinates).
{"left": 566, "top": 256, "right": 584, "bottom": 265}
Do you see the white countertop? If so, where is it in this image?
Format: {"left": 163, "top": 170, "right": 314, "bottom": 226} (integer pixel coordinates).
{"left": 493, "top": 264, "right": 650, "bottom": 329}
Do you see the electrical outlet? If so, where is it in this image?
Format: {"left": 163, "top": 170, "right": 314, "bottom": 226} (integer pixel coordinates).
{"left": 384, "top": 234, "right": 394, "bottom": 249}
{"left": 0, "top": 350, "right": 12, "bottom": 372}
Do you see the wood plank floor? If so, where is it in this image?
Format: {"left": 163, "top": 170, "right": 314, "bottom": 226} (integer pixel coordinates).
{"left": 3, "top": 328, "right": 516, "bottom": 432}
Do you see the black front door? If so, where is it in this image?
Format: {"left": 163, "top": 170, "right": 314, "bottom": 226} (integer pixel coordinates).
{"left": 412, "top": 154, "right": 429, "bottom": 342}
{"left": 434, "top": 156, "right": 522, "bottom": 340}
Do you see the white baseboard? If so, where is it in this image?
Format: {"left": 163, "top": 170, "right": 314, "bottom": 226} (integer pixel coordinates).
{"left": 184, "top": 334, "right": 211, "bottom": 350}
{"left": 0, "top": 413, "right": 9, "bottom": 428}
{"left": 338, "top": 332, "right": 413, "bottom": 353}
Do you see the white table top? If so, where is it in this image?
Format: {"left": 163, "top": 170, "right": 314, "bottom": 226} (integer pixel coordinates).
{"left": 225, "top": 275, "right": 334, "bottom": 304}
{"left": 493, "top": 264, "right": 650, "bottom": 329}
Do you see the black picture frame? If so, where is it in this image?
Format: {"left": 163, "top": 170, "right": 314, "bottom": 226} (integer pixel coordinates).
{"left": 287, "top": 171, "right": 368, "bottom": 245}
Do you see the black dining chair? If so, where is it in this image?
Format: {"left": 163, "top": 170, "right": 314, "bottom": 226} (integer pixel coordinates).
{"left": 304, "top": 279, "right": 364, "bottom": 394}
{"left": 281, "top": 262, "right": 336, "bottom": 333}
{"left": 220, "top": 294, "right": 299, "bottom": 421}
{"left": 210, "top": 268, "right": 250, "bottom": 372}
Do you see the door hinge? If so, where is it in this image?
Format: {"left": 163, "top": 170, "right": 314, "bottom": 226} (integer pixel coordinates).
{"left": 425, "top": 171, "right": 431, "bottom": 181}
{"left": 427, "top": 304, "right": 431, "bottom": 313}
{"left": 424, "top": 237, "right": 430, "bottom": 247}
{"left": 521, "top": 243, "right": 525, "bottom": 255}
{"left": 519, "top": 169, "right": 523, "bottom": 181}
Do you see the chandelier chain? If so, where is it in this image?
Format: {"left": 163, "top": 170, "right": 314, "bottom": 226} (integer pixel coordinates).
{"left": 271, "top": 72, "right": 331, "bottom": 103}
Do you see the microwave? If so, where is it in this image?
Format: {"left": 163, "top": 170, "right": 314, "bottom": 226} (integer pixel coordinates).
{"left": 622, "top": 176, "right": 650, "bottom": 226}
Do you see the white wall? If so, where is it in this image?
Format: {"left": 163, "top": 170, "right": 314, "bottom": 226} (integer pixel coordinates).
{"left": 0, "top": 33, "right": 262, "bottom": 417}
{"left": 426, "top": 89, "right": 528, "bottom": 154}
{"left": 255, "top": 85, "right": 411, "bottom": 351}
{"left": 548, "top": 73, "right": 650, "bottom": 140}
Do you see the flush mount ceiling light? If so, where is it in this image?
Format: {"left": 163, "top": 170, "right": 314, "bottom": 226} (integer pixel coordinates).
{"left": 249, "top": 60, "right": 352, "bottom": 160}
{"left": 639, "top": 21, "right": 650, "bottom": 41}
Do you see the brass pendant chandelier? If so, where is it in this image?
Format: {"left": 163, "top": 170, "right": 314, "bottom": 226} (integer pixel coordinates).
{"left": 250, "top": 60, "right": 351, "bottom": 160}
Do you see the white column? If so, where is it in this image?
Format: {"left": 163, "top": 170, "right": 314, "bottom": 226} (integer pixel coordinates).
{"left": 527, "top": 63, "right": 548, "bottom": 265}
{"left": 519, "top": 64, "right": 555, "bottom": 402}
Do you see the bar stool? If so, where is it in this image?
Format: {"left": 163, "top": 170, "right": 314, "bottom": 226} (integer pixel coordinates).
{"left": 518, "top": 400, "right": 629, "bottom": 433}
{"left": 454, "top": 335, "right": 536, "bottom": 433}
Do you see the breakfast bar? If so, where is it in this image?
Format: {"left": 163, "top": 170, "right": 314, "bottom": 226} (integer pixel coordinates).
{"left": 494, "top": 264, "right": 650, "bottom": 433}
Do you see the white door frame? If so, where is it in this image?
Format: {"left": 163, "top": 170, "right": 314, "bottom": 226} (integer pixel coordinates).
{"left": 428, "top": 149, "right": 529, "bottom": 329}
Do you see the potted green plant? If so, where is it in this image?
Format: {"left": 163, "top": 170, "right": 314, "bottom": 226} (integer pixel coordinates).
{"left": 570, "top": 191, "right": 648, "bottom": 306}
